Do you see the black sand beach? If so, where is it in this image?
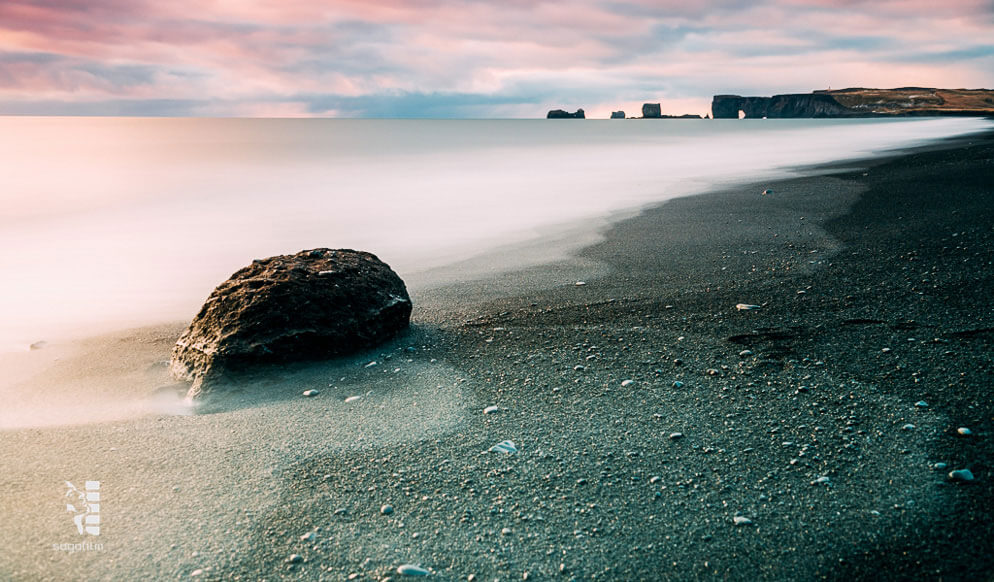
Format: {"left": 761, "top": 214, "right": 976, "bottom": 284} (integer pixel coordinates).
{"left": 3, "top": 130, "right": 992, "bottom": 581}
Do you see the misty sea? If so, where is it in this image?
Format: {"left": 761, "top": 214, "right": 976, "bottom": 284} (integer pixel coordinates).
{"left": 0, "top": 116, "right": 990, "bottom": 349}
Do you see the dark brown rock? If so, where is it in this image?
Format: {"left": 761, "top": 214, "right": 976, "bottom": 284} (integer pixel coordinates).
{"left": 170, "top": 248, "right": 411, "bottom": 399}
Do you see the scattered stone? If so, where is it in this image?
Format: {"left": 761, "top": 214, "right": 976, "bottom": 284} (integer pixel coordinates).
{"left": 735, "top": 303, "right": 762, "bottom": 311}
{"left": 739, "top": 350, "right": 754, "bottom": 358}
{"left": 902, "top": 423, "right": 915, "bottom": 431}
{"left": 365, "top": 361, "right": 378, "bottom": 368}
{"left": 672, "top": 381, "right": 685, "bottom": 388}
{"left": 190, "top": 569, "right": 203, "bottom": 577}
{"left": 170, "top": 249, "right": 412, "bottom": 399}
{"left": 302, "top": 389, "right": 320, "bottom": 397}
{"left": 501, "top": 527, "right": 512, "bottom": 536}
{"left": 574, "top": 281, "right": 586, "bottom": 287}
{"left": 299, "top": 532, "right": 316, "bottom": 542}
{"left": 762, "top": 189, "right": 773, "bottom": 195}
{"left": 705, "top": 368, "right": 720, "bottom": 376}
{"left": 483, "top": 405, "right": 499, "bottom": 414}
{"left": 733, "top": 516, "right": 753, "bottom": 526}
{"left": 914, "top": 400, "right": 928, "bottom": 408}
{"left": 948, "top": 469, "right": 975, "bottom": 482}
{"left": 934, "top": 462, "right": 948, "bottom": 470}
{"left": 956, "top": 427, "right": 972, "bottom": 436}
{"left": 669, "top": 432, "right": 684, "bottom": 440}
{"left": 489, "top": 440, "right": 518, "bottom": 454}
{"left": 621, "top": 379, "right": 635, "bottom": 387}
{"left": 29, "top": 341, "right": 47, "bottom": 351}
{"left": 381, "top": 504, "right": 394, "bottom": 515}
{"left": 345, "top": 395, "right": 361, "bottom": 403}
{"left": 882, "top": 347, "right": 892, "bottom": 353}
{"left": 396, "top": 564, "right": 430, "bottom": 577}
{"left": 811, "top": 476, "right": 831, "bottom": 486}
{"left": 287, "top": 554, "right": 304, "bottom": 564}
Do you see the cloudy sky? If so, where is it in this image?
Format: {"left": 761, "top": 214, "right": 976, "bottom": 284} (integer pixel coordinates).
{"left": 1, "top": 0, "right": 992, "bottom": 118}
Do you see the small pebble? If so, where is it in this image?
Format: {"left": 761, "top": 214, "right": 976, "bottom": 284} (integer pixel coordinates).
{"left": 948, "top": 469, "right": 974, "bottom": 482}
{"left": 739, "top": 350, "right": 754, "bottom": 358}
{"left": 287, "top": 554, "right": 304, "bottom": 564}
{"left": 914, "top": 401, "right": 928, "bottom": 408}
{"left": 811, "top": 476, "right": 831, "bottom": 486}
{"left": 621, "top": 379, "right": 634, "bottom": 387}
{"left": 302, "top": 389, "right": 320, "bottom": 397}
{"left": 489, "top": 440, "right": 518, "bottom": 454}
{"left": 501, "top": 527, "right": 512, "bottom": 535}
{"left": 733, "top": 516, "right": 753, "bottom": 526}
{"left": 672, "top": 381, "right": 684, "bottom": 388}
{"left": 957, "top": 427, "right": 972, "bottom": 436}
{"left": 902, "top": 423, "right": 915, "bottom": 431}
{"left": 190, "top": 569, "right": 203, "bottom": 577}
{"left": 933, "top": 462, "right": 948, "bottom": 470}
{"left": 882, "top": 348, "right": 892, "bottom": 353}
{"left": 299, "top": 532, "right": 316, "bottom": 542}
{"left": 483, "top": 405, "right": 499, "bottom": 414}
{"left": 669, "top": 432, "right": 684, "bottom": 440}
{"left": 381, "top": 504, "right": 394, "bottom": 515}
{"left": 735, "top": 303, "right": 761, "bottom": 311}
{"left": 762, "top": 189, "right": 773, "bottom": 195}
{"left": 345, "top": 395, "right": 361, "bottom": 403}
{"left": 574, "top": 281, "right": 586, "bottom": 287}
{"left": 396, "top": 564, "right": 429, "bottom": 577}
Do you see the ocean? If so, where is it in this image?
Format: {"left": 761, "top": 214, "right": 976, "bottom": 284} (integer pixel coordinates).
{"left": 0, "top": 116, "right": 990, "bottom": 349}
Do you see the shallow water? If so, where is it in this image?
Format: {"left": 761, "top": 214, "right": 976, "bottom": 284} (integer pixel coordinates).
{"left": 0, "top": 117, "right": 990, "bottom": 349}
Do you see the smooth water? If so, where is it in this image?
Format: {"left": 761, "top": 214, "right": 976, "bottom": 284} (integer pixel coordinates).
{"left": 0, "top": 117, "right": 990, "bottom": 348}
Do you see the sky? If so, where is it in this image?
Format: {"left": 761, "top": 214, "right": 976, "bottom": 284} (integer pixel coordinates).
{"left": 1, "top": 0, "right": 992, "bottom": 118}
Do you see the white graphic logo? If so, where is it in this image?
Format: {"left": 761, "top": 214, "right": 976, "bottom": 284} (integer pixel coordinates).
{"left": 64, "top": 481, "right": 100, "bottom": 536}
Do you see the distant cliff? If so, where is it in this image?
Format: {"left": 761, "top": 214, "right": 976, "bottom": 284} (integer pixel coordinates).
{"left": 712, "top": 88, "right": 994, "bottom": 118}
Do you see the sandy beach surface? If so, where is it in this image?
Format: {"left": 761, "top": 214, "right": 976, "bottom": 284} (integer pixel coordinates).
{"left": 2, "top": 130, "right": 992, "bottom": 581}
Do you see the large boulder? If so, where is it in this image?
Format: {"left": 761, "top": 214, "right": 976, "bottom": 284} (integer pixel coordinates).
{"left": 170, "top": 249, "right": 412, "bottom": 399}
{"left": 547, "top": 108, "right": 585, "bottom": 119}
{"left": 641, "top": 103, "right": 662, "bottom": 118}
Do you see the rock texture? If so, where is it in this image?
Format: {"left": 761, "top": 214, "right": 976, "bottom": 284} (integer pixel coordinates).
{"left": 711, "top": 93, "right": 853, "bottom": 119}
{"left": 170, "top": 248, "right": 412, "bottom": 399}
{"left": 641, "top": 103, "right": 662, "bottom": 118}
{"left": 610, "top": 111, "right": 625, "bottom": 119}
{"left": 547, "top": 108, "right": 585, "bottom": 119}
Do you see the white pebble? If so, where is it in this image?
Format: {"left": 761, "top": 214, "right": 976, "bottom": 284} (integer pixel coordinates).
{"left": 735, "top": 303, "right": 761, "bottom": 311}
{"left": 621, "top": 379, "right": 634, "bottom": 387}
{"left": 574, "top": 281, "right": 586, "bottom": 287}
{"left": 914, "top": 401, "right": 928, "bottom": 408}
{"left": 489, "top": 440, "right": 518, "bottom": 454}
{"left": 287, "top": 554, "right": 304, "bottom": 564}
{"left": 302, "top": 389, "right": 319, "bottom": 397}
{"left": 397, "top": 564, "right": 429, "bottom": 576}
{"left": 733, "top": 516, "right": 753, "bottom": 526}
{"left": 669, "top": 432, "right": 684, "bottom": 440}
{"left": 344, "top": 395, "right": 361, "bottom": 403}
{"left": 381, "top": 504, "right": 394, "bottom": 515}
{"left": 190, "top": 569, "right": 203, "bottom": 577}
{"left": 299, "top": 532, "right": 316, "bottom": 542}
{"left": 483, "top": 405, "right": 499, "bottom": 414}
{"left": 811, "top": 476, "right": 831, "bottom": 486}
{"left": 957, "top": 427, "right": 972, "bottom": 436}
{"left": 902, "top": 423, "right": 915, "bottom": 431}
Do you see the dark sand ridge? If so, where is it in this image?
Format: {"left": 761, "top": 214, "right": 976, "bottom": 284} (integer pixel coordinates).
{"left": 1, "top": 130, "right": 992, "bottom": 581}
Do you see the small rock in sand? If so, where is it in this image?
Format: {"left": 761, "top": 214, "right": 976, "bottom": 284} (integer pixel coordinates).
{"left": 287, "top": 554, "right": 304, "bottom": 564}
{"left": 621, "top": 379, "right": 635, "bottom": 387}
{"left": 902, "top": 423, "right": 915, "bottom": 431}
{"left": 739, "top": 350, "right": 754, "bottom": 358}
{"left": 344, "top": 395, "right": 361, "bottom": 403}
{"left": 381, "top": 504, "right": 394, "bottom": 515}
{"left": 397, "top": 564, "right": 429, "bottom": 576}
{"left": 956, "top": 427, "right": 972, "bottom": 436}
{"left": 914, "top": 401, "right": 928, "bottom": 408}
{"left": 933, "top": 462, "right": 948, "bottom": 470}
{"left": 948, "top": 469, "right": 974, "bottom": 482}
{"left": 669, "top": 432, "right": 684, "bottom": 440}
{"left": 733, "top": 516, "right": 753, "bottom": 526}
{"left": 574, "top": 281, "right": 586, "bottom": 287}
{"left": 735, "top": 303, "right": 761, "bottom": 311}
{"left": 299, "top": 532, "right": 316, "bottom": 542}
{"left": 762, "top": 189, "right": 773, "bottom": 195}
{"left": 29, "top": 341, "right": 47, "bottom": 351}
{"left": 672, "top": 381, "right": 685, "bottom": 388}
{"left": 811, "top": 476, "right": 831, "bottom": 486}
{"left": 483, "top": 405, "right": 499, "bottom": 414}
{"left": 490, "top": 440, "right": 518, "bottom": 454}
{"left": 302, "top": 390, "right": 320, "bottom": 397}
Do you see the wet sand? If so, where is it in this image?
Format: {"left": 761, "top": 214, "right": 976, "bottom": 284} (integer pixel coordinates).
{"left": 1, "top": 130, "right": 992, "bottom": 581}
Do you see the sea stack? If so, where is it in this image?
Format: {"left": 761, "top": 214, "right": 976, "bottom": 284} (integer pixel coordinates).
{"left": 170, "top": 248, "right": 412, "bottom": 400}
{"left": 547, "top": 108, "right": 585, "bottom": 119}
{"left": 642, "top": 103, "right": 662, "bottom": 118}
{"left": 610, "top": 111, "right": 625, "bottom": 119}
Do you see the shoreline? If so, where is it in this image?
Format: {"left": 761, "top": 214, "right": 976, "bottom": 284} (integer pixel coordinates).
{"left": 2, "top": 130, "right": 992, "bottom": 580}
